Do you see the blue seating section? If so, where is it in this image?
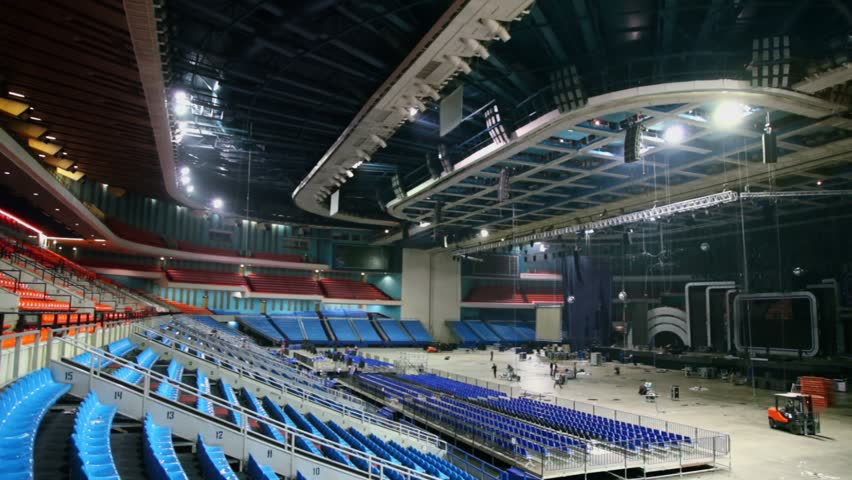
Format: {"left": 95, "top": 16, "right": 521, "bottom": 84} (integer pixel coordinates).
{"left": 359, "top": 374, "right": 585, "bottom": 460}
{"left": 198, "top": 433, "right": 239, "bottom": 480}
{"left": 238, "top": 316, "right": 284, "bottom": 342}
{"left": 484, "top": 397, "right": 692, "bottom": 450}
{"left": 377, "top": 320, "right": 413, "bottom": 345}
{"left": 400, "top": 320, "right": 433, "bottom": 344}
{"left": 344, "top": 351, "right": 394, "bottom": 368}
{"left": 197, "top": 371, "right": 215, "bottom": 416}
{"left": 241, "top": 388, "right": 286, "bottom": 443}
{"left": 351, "top": 319, "right": 383, "bottom": 344}
{"left": 0, "top": 369, "right": 71, "bottom": 478}
{"left": 194, "top": 316, "right": 241, "bottom": 335}
{"left": 464, "top": 320, "right": 501, "bottom": 343}
{"left": 400, "top": 373, "right": 505, "bottom": 398}
{"left": 143, "top": 414, "right": 188, "bottom": 480}
{"left": 157, "top": 359, "right": 183, "bottom": 401}
{"left": 72, "top": 392, "right": 120, "bottom": 480}
{"left": 327, "top": 319, "right": 360, "bottom": 344}
{"left": 108, "top": 338, "right": 136, "bottom": 356}
{"left": 447, "top": 321, "right": 480, "bottom": 345}
{"left": 246, "top": 454, "right": 278, "bottom": 480}
{"left": 111, "top": 347, "right": 159, "bottom": 384}
{"left": 486, "top": 323, "right": 520, "bottom": 342}
{"left": 301, "top": 319, "right": 329, "bottom": 344}
{"left": 268, "top": 316, "right": 305, "bottom": 342}
{"left": 71, "top": 349, "right": 112, "bottom": 369}
{"left": 218, "top": 381, "right": 242, "bottom": 426}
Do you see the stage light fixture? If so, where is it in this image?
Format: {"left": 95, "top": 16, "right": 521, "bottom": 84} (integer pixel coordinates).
{"left": 8, "top": 91, "right": 25, "bottom": 98}
{"left": 186, "top": 185, "right": 194, "bottom": 193}
{"left": 662, "top": 125, "right": 686, "bottom": 144}
{"left": 180, "top": 175, "right": 190, "bottom": 185}
{"left": 212, "top": 198, "right": 223, "bottom": 209}
{"left": 180, "top": 166, "right": 190, "bottom": 176}
{"left": 712, "top": 102, "right": 745, "bottom": 128}
{"left": 480, "top": 228, "right": 489, "bottom": 238}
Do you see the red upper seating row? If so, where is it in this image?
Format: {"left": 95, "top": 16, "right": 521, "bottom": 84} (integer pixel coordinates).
{"left": 76, "top": 257, "right": 161, "bottom": 272}
{"left": 106, "top": 217, "right": 167, "bottom": 248}
{"left": 319, "top": 277, "right": 392, "bottom": 301}
{"left": 464, "top": 286, "right": 564, "bottom": 304}
{"left": 159, "top": 297, "right": 212, "bottom": 315}
{"left": 245, "top": 273, "right": 322, "bottom": 296}
{"left": 166, "top": 269, "right": 247, "bottom": 286}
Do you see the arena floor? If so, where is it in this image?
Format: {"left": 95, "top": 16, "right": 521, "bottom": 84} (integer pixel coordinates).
{"left": 358, "top": 347, "right": 852, "bottom": 480}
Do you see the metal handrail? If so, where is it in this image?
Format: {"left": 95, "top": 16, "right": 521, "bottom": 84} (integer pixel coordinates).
{"left": 54, "top": 335, "right": 448, "bottom": 480}
{"left": 140, "top": 322, "right": 443, "bottom": 446}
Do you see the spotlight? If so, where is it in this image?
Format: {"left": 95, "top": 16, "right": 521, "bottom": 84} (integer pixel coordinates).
{"left": 212, "top": 198, "right": 223, "bottom": 209}
{"left": 408, "top": 107, "right": 418, "bottom": 118}
{"left": 180, "top": 175, "right": 190, "bottom": 186}
{"left": 186, "top": 185, "right": 194, "bottom": 193}
{"left": 700, "top": 242, "right": 710, "bottom": 252}
{"left": 662, "top": 125, "right": 686, "bottom": 144}
{"left": 480, "top": 228, "right": 489, "bottom": 238}
{"left": 384, "top": 229, "right": 390, "bottom": 234}
{"left": 180, "top": 166, "right": 190, "bottom": 176}
{"left": 816, "top": 180, "right": 823, "bottom": 186}
{"left": 712, "top": 102, "right": 745, "bottom": 128}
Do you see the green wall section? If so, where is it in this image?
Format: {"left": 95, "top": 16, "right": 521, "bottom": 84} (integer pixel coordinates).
{"left": 65, "top": 180, "right": 386, "bottom": 265}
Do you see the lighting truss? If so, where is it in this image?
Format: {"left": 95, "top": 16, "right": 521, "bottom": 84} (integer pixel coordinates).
{"left": 453, "top": 191, "right": 738, "bottom": 256}
{"left": 740, "top": 189, "right": 852, "bottom": 199}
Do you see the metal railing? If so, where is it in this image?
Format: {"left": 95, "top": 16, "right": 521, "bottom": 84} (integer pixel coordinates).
{"left": 52, "top": 335, "right": 449, "bottom": 480}
{"left": 0, "top": 316, "right": 162, "bottom": 386}
{"left": 376, "top": 369, "right": 731, "bottom": 477}
{"left": 141, "top": 321, "right": 444, "bottom": 447}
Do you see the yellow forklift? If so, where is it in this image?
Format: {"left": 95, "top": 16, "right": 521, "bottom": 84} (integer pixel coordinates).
{"left": 768, "top": 393, "right": 820, "bottom": 435}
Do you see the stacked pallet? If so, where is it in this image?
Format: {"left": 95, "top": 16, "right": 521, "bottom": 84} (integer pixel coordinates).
{"left": 800, "top": 376, "right": 835, "bottom": 408}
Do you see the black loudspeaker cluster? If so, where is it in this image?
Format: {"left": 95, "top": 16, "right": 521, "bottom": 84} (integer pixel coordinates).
{"left": 624, "top": 125, "right": 643, "bottom": 163}
{"left": 762, "top": 130, "right": 777, "bottom": 164}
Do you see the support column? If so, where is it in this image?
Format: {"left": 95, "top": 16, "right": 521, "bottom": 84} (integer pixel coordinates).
{"left": 401, "top": 249, "right": 460, "bottom": 342}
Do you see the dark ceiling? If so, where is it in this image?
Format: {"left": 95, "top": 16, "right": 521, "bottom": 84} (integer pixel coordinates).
{"left": 0, "top": 0, "right": 167, "bottom": 197}
{"left": 163, "top": 0, "right": 851, "bottom": 226}
{"left": 165, "top": 0, "right": 457, "bottom": 221}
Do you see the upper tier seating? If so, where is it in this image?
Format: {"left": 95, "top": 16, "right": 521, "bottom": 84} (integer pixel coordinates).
{"left": 246, "top": 273, "right": 322, "bottom": 295}
{"left": 159, "top": 297, "right": 213, "bottom": 315}
{"left": 176, "top": 241, "right": 239, "bottom": 257}
{"left": 525, "top": 291, "right": 564, "bottom": 303}
{"left": 319, "top": 278, "right": 393, "bottom": 300}
{"left": 464, "top": 320, "right": 501, "bottom": 343}
{"left": 400, "top": 320, "right": 433, "bottom": 344}
{"left": 464, "top": 285, "right": 526, "bottom": 303}
{"left": 76, "top": 257, "right": 162, "bottom": 272}
{"left": 72, "top": 392, "right": 120, "bottom": 480}
{"left": 376, "top": 319, "right": 412, "bottom": 345}
{"left": 166, "top": 269, "right": 246, "bottom": 286}
{"left": 106, "top": 217, "right": 167, "bottom": 247}
{"left": 0, "top": 368, "right": 71, "bottom": 478}
{"left": 252, "top": 251, "right": 305, "bottom": 263}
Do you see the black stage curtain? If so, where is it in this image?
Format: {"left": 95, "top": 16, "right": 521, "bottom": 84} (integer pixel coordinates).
{"left": 561, "top": 252, "right": 612, "bottom": 350}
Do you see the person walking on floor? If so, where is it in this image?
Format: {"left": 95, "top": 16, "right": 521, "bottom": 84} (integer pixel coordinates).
{"left": 492, "top": 363, "right": 497, "bottom": 378}
{"left": 554, "top": 370, "right": 563, "bottom": 389}
{"left": 490, "top": 350, "right": 494, "bottom": 361}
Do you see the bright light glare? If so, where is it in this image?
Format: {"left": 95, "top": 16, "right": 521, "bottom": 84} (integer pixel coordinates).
{"left": 419, "top": 221, "right": 431, "bottom": 228}
{"left": 480, "top": 228, "right": 489, "bottom": 238}
{"left": 712, "top": 102, "right": 745, "bottom": 128}
{"left": 212, "top": 198, "right": 223, "bottom": 209}
{"left": 8, "top": 91, "right": 25, "bottom": 98}
{"left": 408, "top": 107, "right": 418, "bottom": 118}
{"left": 180, "top": 175, "right": 190, "bottom": 186}
{"left": 186, "top": 185, "right": 195, "bottom": 193}
{"left": 180, "top": 166, "right": 190, "bottom": 176}
{"left": 173, "top": 90, "right": 190, "bottom": 116}
{"left": 662, "top": 125, "right": 686, "bottom": 144}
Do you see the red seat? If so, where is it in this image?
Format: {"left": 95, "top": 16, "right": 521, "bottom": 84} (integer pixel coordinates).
{"left": 465, "top": 286, "right": 526, "bottom": 303}
{"left": 246, "top": 273, "right": 321, "bottom": 295}
{"left": 166, "top": 269, "right": 246, "bottom": 286}
{"left": 319, "top": 278, "right": 393, "bottom": 300}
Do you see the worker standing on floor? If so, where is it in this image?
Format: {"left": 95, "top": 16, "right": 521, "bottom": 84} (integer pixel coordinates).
{"left": 492, "top": 363, "right": 497, "bottom": 378}
{"left": 490, "top": 350, "right": 494, "bottom": 361}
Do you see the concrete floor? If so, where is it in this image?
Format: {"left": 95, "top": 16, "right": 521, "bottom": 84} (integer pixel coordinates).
{"left": 359, "top": 347, "right": 852, "bottom": 480}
